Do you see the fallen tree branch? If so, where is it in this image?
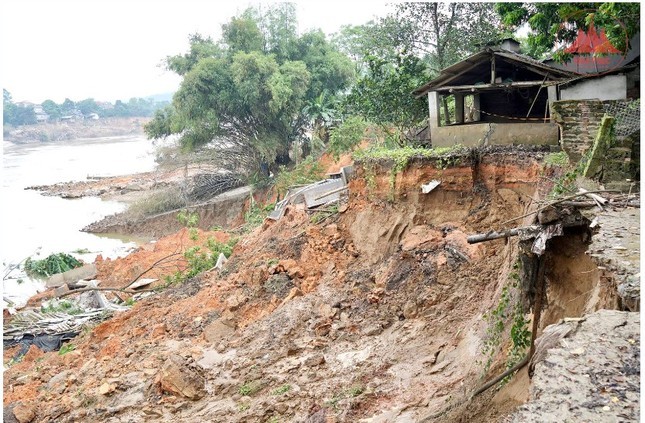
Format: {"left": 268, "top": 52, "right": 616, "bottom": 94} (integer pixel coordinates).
{"left": 57, "top": 286, "right": 158, "bottom": 298}
{"left": 119, "top": 252, "right": 182, "bottom": 290}
{"left": 467, "top": 225, "right": 539, "bottom": 244}
{"left": 471, "top": 355, "right": 530, "bottom": 398}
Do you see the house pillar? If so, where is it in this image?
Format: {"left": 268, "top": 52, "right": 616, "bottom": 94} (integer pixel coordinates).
{"left": 547, "top": 85, "right": 558, "bottom": 122}
{"left": 454, "top": 93, "right": 464, "bottom": 124}
{"left": 428, "top": 91, "right": 441, "bottom": 129}
{"left": 473, "top": 94, "right": 481, "bottom": 121}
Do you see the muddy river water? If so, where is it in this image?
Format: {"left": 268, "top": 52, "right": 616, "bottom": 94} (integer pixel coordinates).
{"left": 2, "top": 135, "right": 157, "bottom": 307}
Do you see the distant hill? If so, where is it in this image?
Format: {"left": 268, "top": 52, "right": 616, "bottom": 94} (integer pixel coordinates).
{"left": 146, "top": 92, "right": 174, "bottom": 103}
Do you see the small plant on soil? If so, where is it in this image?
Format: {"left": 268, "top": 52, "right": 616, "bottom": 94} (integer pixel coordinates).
{"left": 273, "top": 156, "right": 325, "bottom": 197}
{"left": 272, "top": 384, "right": 291, "bottom": 395}
{"left": 347, "top": 385, "right": 365, "bottom": 397}
{"left": 239, "top": 381, "right": 262, "bottom": 396}
{"left": 58, "top": 343, "right": 76, "bottom": 355}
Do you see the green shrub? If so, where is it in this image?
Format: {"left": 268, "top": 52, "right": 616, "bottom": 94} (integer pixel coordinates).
{"left": 24, "top": 253, "right": 83, "bottom": 278}
{"left": 273, "top": 156, "right": 325, "bottom": 197}
{"left": 328, "top": 116, "right": 368, "bottom": 159}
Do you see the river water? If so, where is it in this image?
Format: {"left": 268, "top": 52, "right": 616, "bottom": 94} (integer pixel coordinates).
{"left": 1, "top": 135, "right": 158, "bottom": 307}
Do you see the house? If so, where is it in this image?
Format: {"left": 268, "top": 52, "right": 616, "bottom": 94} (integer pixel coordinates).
{"left": 414, "top": 36, "right": 640, "bottom": 148}
{"left": 413, "top": 39, "right": 576, "bottom": 148}
{"left": 545, "top": 27, "right": 640, "bottom": 101}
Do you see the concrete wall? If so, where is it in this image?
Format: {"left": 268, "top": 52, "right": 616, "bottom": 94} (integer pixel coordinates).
{"left": 431, "top": 122, "right": 559, "bottom": 148}
{"left": 560, "top": 75, "right": 627, "bottom": 101}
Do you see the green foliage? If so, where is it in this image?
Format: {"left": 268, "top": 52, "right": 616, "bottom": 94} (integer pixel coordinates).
{"left": 41, "top": 299, "right": 84, "bottom": 315}
{"left": 177, "top": 210, "right": 199, "bottom": 228}
{"left": 239, "top": 380, "right": 262, "bottom": 396}
{"left": 549, "top": 148, "right": 592, "bottom": 197}
{"left": 72, "top": 248, "right": 91, "bottom": 254}
{"left": 328, "top": 116, "right": 368, "bottom": 159}
{"left": 273, "top": 156, "right": 325, "bottom": 197}
{"left": 24, "top": 253, "right": 83, "bottom": 279}
{"left": 496, "top": 3, "right": 640, "bottom": 60}
{"left": 58, "top": 343, "right": 76, "bottom": 355}
{"left": 146, "top": 4, "right": 354, "bottom": 176}
{"left": 480, "top": 262, "right": 531, "bottom": 381}
{"left": 243, "top": 199, "right": 275, "bottom": 232}
{"left": 344, "top": 54, "right": 429, "bottom": 142}
{"left": 272, "top": 384, "right": 291, "bottom": 395}
{"left": 543, "top": 151, "right": 570, "bottom": 167}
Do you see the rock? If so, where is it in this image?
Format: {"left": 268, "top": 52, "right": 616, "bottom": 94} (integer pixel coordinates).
{"left": 402, "top": 300, "right": 418, "bottom": 319}
{"left": 158, "top": 354, "right": 206, "bottom": 400}
{"left": 538, "top": 205, "right": 560, "bottom": 225}
{"left": 361, "top": 323, "right": 383, "bottom": 336}
{"left": 304, "top": 354, "right": 326, "bottom": 367}
{"left": 47, "top": 370, "right": 71, "bottom": 395}
{"left": 150, "top": 323, "right": 167, "bottom": 338}
{"left": 11, "top": 403, "right": 36, "bottom": 423}
{"left": 203, "top": 319, "right": 235, "bottom": 343}
{"left": 98, "top": 382, "right": 117, "bottom": 396}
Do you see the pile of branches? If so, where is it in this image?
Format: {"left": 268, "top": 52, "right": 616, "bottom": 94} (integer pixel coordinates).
{"left": 189, "top": 172, "right": 244, "bottom": 202}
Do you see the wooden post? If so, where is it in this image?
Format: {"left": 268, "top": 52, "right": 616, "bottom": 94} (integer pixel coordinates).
{"left": 491, "top": 55, "right": 496, "bottom": 84}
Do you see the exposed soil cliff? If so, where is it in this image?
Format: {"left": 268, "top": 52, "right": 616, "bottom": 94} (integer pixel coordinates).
{"left": 3, "top": 146, "right": 639, "bottom": 423}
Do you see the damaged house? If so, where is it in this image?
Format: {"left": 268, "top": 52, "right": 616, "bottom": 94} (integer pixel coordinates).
{"left": 413, "top": 37, "right": 640, "bottom": 148}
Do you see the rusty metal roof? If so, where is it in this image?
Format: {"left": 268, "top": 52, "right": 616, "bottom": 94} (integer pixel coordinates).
{"left": 413, "top": 47, "right": 578, "bottom": 97}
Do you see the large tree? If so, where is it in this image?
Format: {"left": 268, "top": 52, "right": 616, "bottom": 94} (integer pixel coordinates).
{"left": 146, "top": 4, "right": 354, "bottom": 175}
{"left": 496, "top": 3, "right": 640, "bottom": 61}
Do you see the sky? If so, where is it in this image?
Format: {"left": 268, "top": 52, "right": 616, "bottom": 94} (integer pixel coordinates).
{"left": 1, "top": 1, "right": 392, "bottom": 104}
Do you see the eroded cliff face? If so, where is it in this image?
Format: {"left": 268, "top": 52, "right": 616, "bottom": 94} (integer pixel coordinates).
{"left": 4, "top": 147, "right": 634, "bottom": 423}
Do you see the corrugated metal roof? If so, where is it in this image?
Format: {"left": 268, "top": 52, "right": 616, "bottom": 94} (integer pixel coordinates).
{"left": 413, "top": 47, "right": 578, "bottom": 97}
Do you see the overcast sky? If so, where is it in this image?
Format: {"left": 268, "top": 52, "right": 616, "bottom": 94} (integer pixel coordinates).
{"left": 1, "top": 1, "right": 392, "bottom": 104}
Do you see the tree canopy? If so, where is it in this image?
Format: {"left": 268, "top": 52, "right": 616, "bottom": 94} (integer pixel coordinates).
{"left": 496, "top": 3, "right": 640, "bottom": 61}
{"left": 145, "top": 4, "right": 354, "bottom": 175}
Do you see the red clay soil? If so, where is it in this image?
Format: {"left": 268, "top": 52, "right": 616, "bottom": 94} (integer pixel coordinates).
{"left": 3, "top": 148, "right": 632, "bottom": 423}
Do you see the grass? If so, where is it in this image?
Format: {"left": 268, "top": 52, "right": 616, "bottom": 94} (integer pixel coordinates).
{"left": 543, "top": 151, "right": 569, "bottom": 167}
{"left": 272, "top": 384, "right": 291, "bottom": 395}
{"left": 41, "top": 300, "right": 84, "bottom": 315}
{"left": 127, "top": 186, "right": 187, "bottom": 218}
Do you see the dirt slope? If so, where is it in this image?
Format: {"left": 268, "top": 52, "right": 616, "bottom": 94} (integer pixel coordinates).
{"left": 3, "top": 147, "right": 637, "bottom": 423}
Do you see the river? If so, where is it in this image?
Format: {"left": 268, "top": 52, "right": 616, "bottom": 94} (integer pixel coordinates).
{"left": 1, "top": 135, "right": 158, "bottom": 307}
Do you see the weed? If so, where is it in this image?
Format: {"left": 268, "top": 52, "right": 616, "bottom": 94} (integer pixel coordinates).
{"left": 41, "top": 300, "right": 84, "bottom": 315}
{"left": 267, "top": 258, "right": 279, "bottom": 267}
{"left": 238, "top": 402, "right": 250, "bottom": 412}
{"left": 16, "top": 279, "right": 24, "bottom": 285}
{"left": 272, "top": 384, "right": 291, "bottom": 395}
{"left": 72, "top": 248, "right": 91, "bottom": 254}
{"left": 128, "top": 186, "right": 186, "bottom": 218}
{"left": 239, "top": 380, "right": 263, "bottom": 397}
{"left": 310, "top": 203, "right": 339, "bottom": 224}
{"left": 273, "top": 156, "right": 325, "bottom": 197}
{"left": 124, "top": 297, "right": 135, "bottom": 306}
{"left": 543, "top": 151, "right": 569, "bottom": 167}
{"left": 347, "top": 385, "right": 364, "bottom": 397}
{"left": 59, "top": 343, "right": 76, "bottom": 355}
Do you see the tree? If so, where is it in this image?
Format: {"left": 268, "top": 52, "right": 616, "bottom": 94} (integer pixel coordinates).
{"left": 42, "top": 100, "right": 62, "bottom": 121}
{"left": 77, "top": 98, "right": 100, "bottom": 116}
{"left": 344, "top": 54, "right": 429, "bottom": 144}
{"left": 496, "top": 3, "right": 640, "bottom": 61}
{"left": 145, "top": 4, "right": 354, "bottom": 176}
{"left": 393, "top": 3, "right": 503, "bottom": 73}
{"left": 61, "top": 98, "right": 76, "bottom": 115}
